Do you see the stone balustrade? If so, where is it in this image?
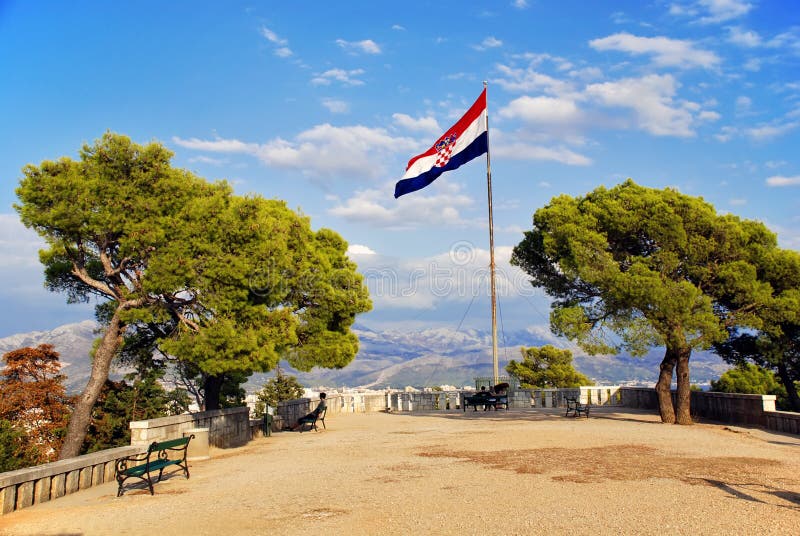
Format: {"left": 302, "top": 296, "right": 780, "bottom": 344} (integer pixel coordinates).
{"left": 504, "top": 386, "right": 624, "bottom": 408}
{"left": 0, "top": 407, "right": 253, "bottom": 516}
{"left": 278, "top": 393, "right": 390, "bottom": 429}
{"left": 388, "top": 391, "right": 461, "bottom": 412}
{"left": 0, "top": 446, "right": 143, "bottom": 515}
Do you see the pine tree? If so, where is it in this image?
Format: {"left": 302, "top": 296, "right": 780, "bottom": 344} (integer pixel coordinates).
{"left": 254, "top": 368, "right": 306, "bottom": 416}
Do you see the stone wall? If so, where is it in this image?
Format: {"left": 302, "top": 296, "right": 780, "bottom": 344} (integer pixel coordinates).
{"left": 620, "top": 387, "right": 799, "bottom": 435}
{"left": 0, "top": 446, "right": 142, "bottom": 515}
{"left": 130, "top": 407, "right": 250, "bottom": 449}
{"left": 619, "top": 387, "right": 659, "bottom": 410}
{"left": 765, "top": 411, "right": 800, "bottom": 434}
{"left": 690, "top": 391, "right": 775, "bottom": 426}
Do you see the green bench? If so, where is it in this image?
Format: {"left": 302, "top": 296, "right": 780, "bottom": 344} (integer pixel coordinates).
{"left": 115, "top": 435, "right": 194, "bottom": 496}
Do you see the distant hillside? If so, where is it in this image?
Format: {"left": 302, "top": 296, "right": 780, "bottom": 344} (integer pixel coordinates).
{"left": 0, "top": 321, "right": 731, "bottom": 393}
{"left": 252, "top": 324, "right": 731, "bottom": 390}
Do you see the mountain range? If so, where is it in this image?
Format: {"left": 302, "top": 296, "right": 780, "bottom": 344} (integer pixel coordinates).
{"left": 0, "top": 321, "right": 731, "bottom": 393}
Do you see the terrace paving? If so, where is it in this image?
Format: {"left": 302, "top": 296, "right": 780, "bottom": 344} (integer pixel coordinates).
{"left": 1, "top": 408, "right": 798, "bottom": 535}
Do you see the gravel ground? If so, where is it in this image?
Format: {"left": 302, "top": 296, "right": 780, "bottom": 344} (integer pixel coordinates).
{"left": 1, "top": 408, "right": 798, "bottom": 535}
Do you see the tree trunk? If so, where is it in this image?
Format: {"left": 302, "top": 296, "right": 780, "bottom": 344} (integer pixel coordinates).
{"left": 655, "top": 350, "right": 677, "bottom": 424}
{"left": 59, "top": 311, "right": 125, "bottom": 459}
{"left": 203, "top": 375, "right": 224, "bottom": 411}
{"left": 675, "top": 347, "right": 693, "bottom": 425}
{"left": 777, "top": 361, "right": 800, "bottom": 412}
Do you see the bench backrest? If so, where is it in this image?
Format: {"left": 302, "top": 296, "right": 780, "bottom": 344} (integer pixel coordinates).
{"left": 150, "top": 436, "right": 192, "bottom": 452}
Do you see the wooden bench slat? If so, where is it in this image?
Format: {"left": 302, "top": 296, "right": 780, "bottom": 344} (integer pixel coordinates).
{"left": 154, "top": 437, "right": 191, "bottom": 450}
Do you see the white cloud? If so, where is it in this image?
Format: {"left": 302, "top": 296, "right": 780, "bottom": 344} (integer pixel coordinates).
{"left": 567, "top": 66, "right": 603, "bottom": 81}
{"left": 714, "top": 125, "right": 737, "bottom": 142}
{"left": 392, "top": 113, "right": 442, "bottom": 134}
{"left": 493, "top": 141, "right": 592, "bottom": 166}
{"left": 351, "top": 241, "right": 541, "bottom": 312}
{"left": 746, "top": 121, "right": 800, "bottom": 141}
{"left": 260, "top": 26, "right": 293, "bottom": 57}
{"left": 188, "top": 155, "right": 227, "bottom": 165}
{"left": 727, "top": 26, "right": 761, "bottom": 47}
{"left": 347, "top": 244, "right": 377, "bottom": 256}
{"left": 697, "top": 0, "right": 753, "bottom": 24}
{"left": 735, "top": 95, "right": 751, "bottom": 114}
{"left": 329, "top": 181, "right": 474, "bottom": 229}
{"left": 473, "top": 36, "right": 503, "bottom": 51}
{"left": 0, "top": 214, "right": 97, "bottom": 331}
{"left": 585, "top": 74, "right": 697, "bottom": 137}
{"left": 697, "top": 110, "right": 721, "bottom": 121}
{"left": 335, "top": 39, "right": 382, "bottom": 55}
{"left": 391, "top": 24, "right": 405, "bottom": 31}
{"left": 742, "top": 58, "right": 761, "bottom": 72}
{"left": 171, "top": 137, "right": 259, "bottom": 153}
{"left": 589, "top": 32, "right": 720, "bottom": 69}
{"left": 311, "top": 68, "right": 366, "bottom": 87}
{"left": 765, "top": 220, "right": 800, "bottom": 250}
{"left": 766, "top": 175, "right": 800, "bottom": 187}
{"left": 173, "top": 126, "right": 419, "bottom": 180}
{"left": 499, "top": 96, "right": 583, "bottom": 124}
{"left": 512, "top": 0, "right": 529, "bottom": 9}
{"left": 668, "top": 3, "right": 697, "bottom": 17}
{"left": 322, "top": 98, "right": 350, "bottom": 114}
{"left": 260, "top": 27, "right": 287, "bottom": 46}
{"left": 765, "top": 160, "right": 787, "bottom": 169}
{"left": 0, "top": 214, "right": 44, "bottom": 270}
{"left": 729, "top": 198, "right": 747, "bottom": 205}
{"left": 669, "top": 0, "right": 752, "bottom": 24}
{"left": 492, "top": 63, "right": 578, "bottom": 97}
{"left": 768, "top": 30, "right": 800, "bottom": 52}
{"left": 261, "top": 125, "right": 417, "bottom": 177}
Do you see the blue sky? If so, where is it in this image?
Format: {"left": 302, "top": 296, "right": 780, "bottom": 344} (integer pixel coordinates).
{"left": 0, "top": 0, "right": 799, "bottom": 340}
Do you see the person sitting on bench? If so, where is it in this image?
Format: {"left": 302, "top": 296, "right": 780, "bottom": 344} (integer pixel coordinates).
{"left": 293, "top": 392, "right": 327, "bottom": 431}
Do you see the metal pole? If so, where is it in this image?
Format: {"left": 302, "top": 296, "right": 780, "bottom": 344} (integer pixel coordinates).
{"left": 484, "top": 81, "right": 499, "bottom": 385}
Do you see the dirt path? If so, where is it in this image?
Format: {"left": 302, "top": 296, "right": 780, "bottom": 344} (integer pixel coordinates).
{"left": 1, "top": 408, "right": 798, "bottom": 535}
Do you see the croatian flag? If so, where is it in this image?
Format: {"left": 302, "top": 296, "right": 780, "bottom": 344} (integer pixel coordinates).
{"left": 394, "top": 89, "right": 488, "bottom": 198}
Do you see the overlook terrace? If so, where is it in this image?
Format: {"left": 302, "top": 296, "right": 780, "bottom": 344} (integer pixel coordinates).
{"left": 1, "top": 387, "right": 799, "bottom": 534}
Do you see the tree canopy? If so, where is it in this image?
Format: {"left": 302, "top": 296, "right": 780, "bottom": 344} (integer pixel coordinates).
{"left": 511, "top": 180, "right": 784, "bottom": 424}
{"left": 710, "top": 363, "right": 787, "bottom": 407}
{"left": 152, "top": 195, "right": 371, "bottom": 406}
{"left": 15, "top": 132, "right": 371, "bottom": 458}
{"left": 506, "top": 345, "right": 593, "bottom": 388}
{"left": 712, "top": 248, "right": 800, "bottom": 411}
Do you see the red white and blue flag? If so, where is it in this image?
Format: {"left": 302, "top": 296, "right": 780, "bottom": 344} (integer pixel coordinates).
{"left": 394, "top": 89, "right": 488, "bottom": 198}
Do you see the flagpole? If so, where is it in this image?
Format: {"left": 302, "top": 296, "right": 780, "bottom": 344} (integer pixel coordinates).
{"left": 484, "top": 81, "right": 499, "bottom": 386}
